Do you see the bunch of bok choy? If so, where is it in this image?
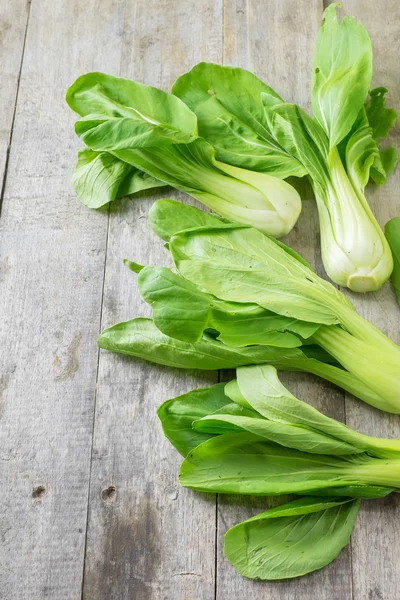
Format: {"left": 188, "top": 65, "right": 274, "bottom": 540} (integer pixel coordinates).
{"left": 66, "top": 72, "right": 302, "bottom": 237}
{"left": 98, "top": 200, "right": 400, "bottom": 414}
{"left": 158, "top": 364, "right": 400, "bottom": 579}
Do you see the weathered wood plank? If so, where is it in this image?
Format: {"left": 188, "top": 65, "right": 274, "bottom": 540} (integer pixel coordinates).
{"left": 82, "top": 2, "right": 223, "bottom": 598}
{"left": 0, "top": 0, "right": 30, "bottom": 198}
{"left": 340, "top": 2, "right": 400, "bottom": 600}
{"left": 216, "top": 1, "right": 354, "bottom": 598}
{"left": 0, "top": 0, "right": 127, "bottom": 597}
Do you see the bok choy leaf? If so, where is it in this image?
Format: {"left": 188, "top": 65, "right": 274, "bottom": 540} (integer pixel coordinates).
{"left": 224, "top": 496, "right": 360, "bottom": 580}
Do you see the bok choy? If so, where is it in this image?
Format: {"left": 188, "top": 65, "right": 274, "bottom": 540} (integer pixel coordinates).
{"left": 66, "top": 73, "right": 301, "bottom": 237}
{"left": 173, "top": 4, "right": 398, "bottom": 291}
{"left": 158, "top": 364, "right": 400, "bottom": 579}
{"left": 98, "top": 200, "right": 400, "bottom": 413}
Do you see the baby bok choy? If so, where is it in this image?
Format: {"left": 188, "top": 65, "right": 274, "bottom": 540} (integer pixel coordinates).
{"left": 66, "top": 72, "right": 301, "bottom": 237}
{"left": 172, "top": 4, "right": 398, "bottom": 291}
{"left": 158, "top": 364, "right": 400, "bottom": 579}
{"left": 98, "top": 200, "right": 400, "bottom": 413}
{"left": 267, "top": 3, "right": 397, "bottom": 291}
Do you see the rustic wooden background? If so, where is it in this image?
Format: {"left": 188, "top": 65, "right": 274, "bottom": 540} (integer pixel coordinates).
{"left": 0, "top": 0, "right": 399, "bottom": 598}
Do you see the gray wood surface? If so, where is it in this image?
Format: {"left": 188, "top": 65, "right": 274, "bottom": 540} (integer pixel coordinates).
{"left": 0, "top": 0, "right": 399, "bottom": 598}
{"left": 0, "top": 0, "right": 125, "bottom": 597}
{"left": 82, "top": 1, "right": 222, "bottom": 598}
{"left": 0, "top": 0, "right": 30, "bottom": 199}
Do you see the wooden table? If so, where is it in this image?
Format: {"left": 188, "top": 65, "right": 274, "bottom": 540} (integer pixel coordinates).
{"left": 1, "top": 1, "right": 399, "bottom": 598}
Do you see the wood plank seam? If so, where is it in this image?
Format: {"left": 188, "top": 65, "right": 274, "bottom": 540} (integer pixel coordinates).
{"left": 80, "top": 205, "right": 111, "bottom": 599}
{"left": 0, "top": 0, "right": 32, "bottom": 219}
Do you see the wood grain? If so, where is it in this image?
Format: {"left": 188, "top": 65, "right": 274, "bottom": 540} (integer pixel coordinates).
{"left": 1, "top": 0, "right": 399, "bottom": 597}
{"left": 81, "top": 1, "right": 223, "bottom": 598}
{"left": 0, "top": 0, "right": 30, "bottom": 202}
{"left": 0, "top": 0, "right": 126, "bottom": 597}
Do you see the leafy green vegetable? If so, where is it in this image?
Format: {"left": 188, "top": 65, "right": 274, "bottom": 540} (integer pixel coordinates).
{"left": 224, "top": 497, "right": 360, "bottom": 580}
{"left": 137, "top": 265, "right": 320, "bottom": 347}
{"left": 311, "top": 3, "right": 372, "bottom": 149}
{"left": 179, "top": 366, "right": 400, "bottom": 496}
{"left": 143, "top": 201, "right": 399, "bottom": 412}
{"left": 267, "top": 3, "right": 397, "bottom": 292}
{"left": 171, "top": 6, "right": 397, "bottom": 292}
{"left": 158, "top": 365, "right": 400, "bottom": 580}
{"left": 98, "top": 317, "right": 387, "bottom": 410}
{"left": 67, "top": 72, "right": 302, "bottom": 237}
{"left": 172, "top": 62, "right": 306, "bottom": 178}
{"left": 385, "top": 217, "right": 400, "bottom": 305}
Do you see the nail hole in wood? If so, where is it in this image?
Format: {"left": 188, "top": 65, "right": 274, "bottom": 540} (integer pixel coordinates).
{"left": 32, "top": 485, "right": 47, "bottom": 500}
{"left": 101, "top": 485, "right": 116, "bottom": 502}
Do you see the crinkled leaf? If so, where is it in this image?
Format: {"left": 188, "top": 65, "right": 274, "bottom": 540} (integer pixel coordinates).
{"left": 312, "top": 3, "right": 372, "bottom": 148}
{"left": 365, "top": 87, "right": 398, "bottom": 141}
{"left": 137, "top": 266, "right": 320, "bottom": 346}
{"left": 224, "top": 497, "right": 360, "bottom": 580}
{"left": 67, "top": 71, "right": 197, "bottom": 139}
{"left": 370, "top": 146, "right": 398, "bottom": 185}
{"left": 172, "top": 63, "right": 305, "bottom": 177}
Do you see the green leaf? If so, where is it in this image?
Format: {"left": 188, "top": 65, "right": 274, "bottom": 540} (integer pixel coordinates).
{"left": 265, "top": 102, "right": 330, "bottom": 198}
{"left": 235, "top": 365, "right": 366, "bottom": 452}
{"left": 370, "top": 146, "right": 398, "bottom": 186}
{"left": 137, "top": 265, "right": 320, "bottom": 346}
{"left": 97, "top": 317, "right": 388, "bottom": 408}
{"left": 365, "top": 87, "right": 398, "bottom": 141}
{"left": 172, "top": 63, "right": 305, "bottom": 178}
{"left": 224, "top": 497, "right": 360, "bottom": 580}
{"left": 149, "top": 199, "right": 228, "bottom": 242}
{"left": 179, "top": 431, "right": 389, "bottom": 496}
{"left": 344, "top": 115, "right": 377, "bottom": 193}
{"left": 312, "top": 3, "right": 372, "bottom": 148}
{"left": 97, "top": 317, "right": 308, "bottom": 370}
{"left": 172, "top": 62, "right": 282, "bottom": 143}
{"left": 157, "top": 383, "right": 231, "bottom": 456}
{"left": 348, "top": 89, "right": 399, "bottom": 187}
{"left": 67, "top": 71, "right": 197, "bottom": 140}
{"left": 72, "top": 147, "right": 163, "bottom": 209}
{"left": 194, "top": 412, "right": 361, "bottom": 456}
{"left": 169, "top": 224, "right": 353, "bottom": 325}
{"left": 385, "top": 217, "right": 400, "bottom": 305}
